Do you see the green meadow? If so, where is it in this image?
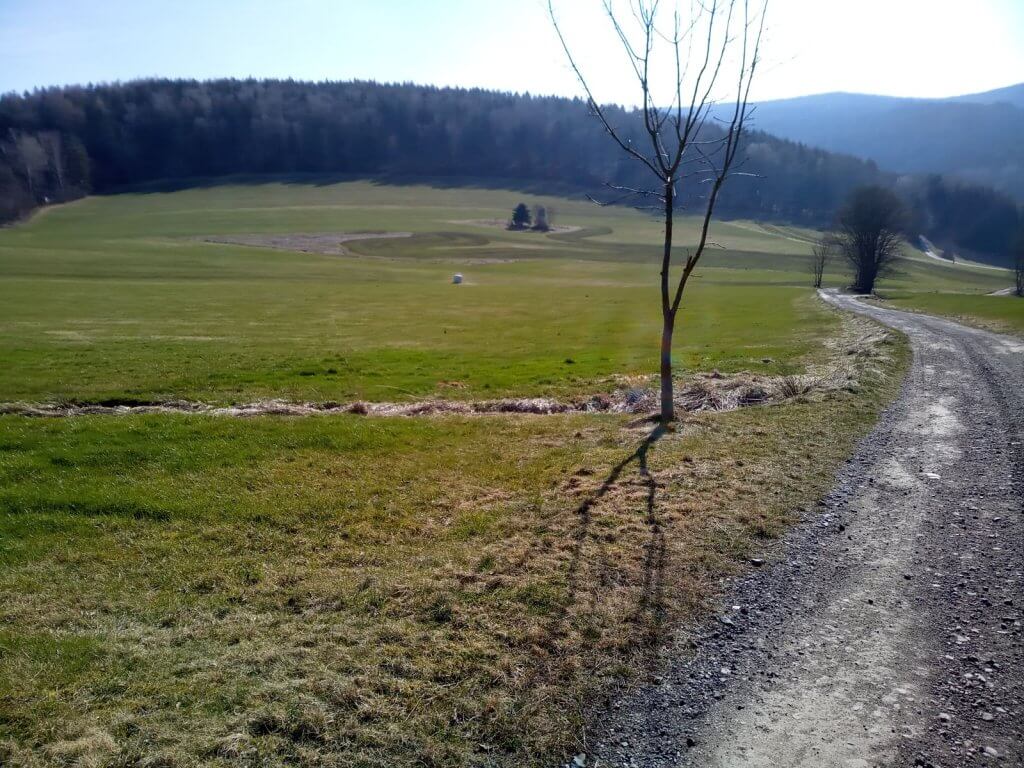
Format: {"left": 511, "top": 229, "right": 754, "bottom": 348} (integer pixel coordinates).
{"left": 0, "top": 179, "right": 1008, "bottom": 404}
{"left": 885, "top": 290, "right": 1024, "bottom": 335}
{"left": 0, "top": 179, "right": 1008, "bottom": 767}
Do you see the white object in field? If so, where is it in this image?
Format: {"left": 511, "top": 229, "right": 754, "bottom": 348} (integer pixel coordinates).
{"left": 452, "top": 273, "right": 463, "bottom": 284}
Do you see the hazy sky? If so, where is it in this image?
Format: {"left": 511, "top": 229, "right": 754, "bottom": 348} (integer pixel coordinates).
{"left": 2, "top": 0, "right": 1022, "bottom": 103}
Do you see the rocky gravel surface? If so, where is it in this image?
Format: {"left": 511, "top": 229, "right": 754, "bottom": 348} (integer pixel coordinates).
{"left": 583, "top": 290, "right": 1023, "bottom": 768}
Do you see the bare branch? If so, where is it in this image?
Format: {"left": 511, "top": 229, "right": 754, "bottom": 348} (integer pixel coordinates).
{"left": 550, "top": 0, "right": 767, "bottom": 422}
{"left": 548, "top": 1, "right": 664, "bottom": 178}
{"left": 671, "top": 0, "right": 766, "bottom": 315}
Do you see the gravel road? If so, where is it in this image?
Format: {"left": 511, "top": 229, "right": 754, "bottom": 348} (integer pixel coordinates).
{"left": 586, "top": 290, "right": 1023, "bottom": 768}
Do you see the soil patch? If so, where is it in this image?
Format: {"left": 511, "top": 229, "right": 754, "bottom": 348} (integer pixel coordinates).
{"left": 202, "top": 232, "right": 412, "bottom": 255}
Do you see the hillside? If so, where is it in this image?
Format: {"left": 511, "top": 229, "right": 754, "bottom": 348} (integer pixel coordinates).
{"left": 743, "top": 84, "right": 1024, "bottom": 200}
{"left": 0, "top": 79, "right": 1019, "bottom": 264}
{"left": 0, "top": 79, "right": 885, "bottom": 227}
{"left": 951, "top": 82, "right": 1024, "bottom": 108}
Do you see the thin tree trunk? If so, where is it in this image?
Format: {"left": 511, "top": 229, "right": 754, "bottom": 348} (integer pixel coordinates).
{"left": 548, "top": 1, "right": 765, "bottom": 425}
{"left": 660, "top": 180, "right": 675, "bottom": 423}
{"left": 660, "top": 313, "right": 674, "bottom": 422}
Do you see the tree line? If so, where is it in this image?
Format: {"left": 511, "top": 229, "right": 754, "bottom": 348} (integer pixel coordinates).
{"left": 0, "top": 78, "right": 1020, "bottom": 262}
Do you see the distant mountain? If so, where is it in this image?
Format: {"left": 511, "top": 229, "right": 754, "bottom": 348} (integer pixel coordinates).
{"left": 950, "top": 82, "right": 1024, "bottom": 108}
{"left": 740, "top": 84, "right": 1024, "bottom": 199}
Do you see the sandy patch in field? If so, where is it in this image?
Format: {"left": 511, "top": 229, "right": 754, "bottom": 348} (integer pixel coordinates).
{"left": 202, "top": 232, "right": 412, "bottom": 255}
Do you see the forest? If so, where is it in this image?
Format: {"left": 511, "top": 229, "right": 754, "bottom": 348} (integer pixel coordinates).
{"left": 1, "top": 78, "right": 1020, "bottom": 262}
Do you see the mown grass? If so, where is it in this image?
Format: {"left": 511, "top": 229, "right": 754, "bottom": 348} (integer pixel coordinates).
{"left": 0, "top": 182, "right": 838, "bottom": 405}
{"left": 0, "top": 260, "right": 828, "bottom": 404}
{"left": 0, "top": 180, "right": 1003, "bottom": 404}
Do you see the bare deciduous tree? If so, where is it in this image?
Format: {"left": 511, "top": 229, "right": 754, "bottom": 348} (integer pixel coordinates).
{"left": 38, "top": 132, "right": 66, "bottom": 193}
{"left": 836, "top": 186, "right": 905, "bottom": 294}
{"left": 533, "top": 205, "right": 551, "bottom": 232}
{"left": 811, "top": 235, "right": 835, "bottom": 289}
{"left": 549, "top": 0, "right": 766, "bottom": 423}
{"left": 1015, "top": 246, "right": 1024, "bottom": 298}
{"left": 7, "top": 130, "right": 48, "bottom": 200}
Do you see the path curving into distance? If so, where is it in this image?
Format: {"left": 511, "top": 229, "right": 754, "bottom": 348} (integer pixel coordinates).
{"left": 588, "top": 289, "right": 1023, "bottom": 768}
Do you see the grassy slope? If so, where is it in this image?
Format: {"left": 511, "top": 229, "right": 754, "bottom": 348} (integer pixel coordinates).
{"left": 0, "top": 181, "right": 1002, "bottom": 403}
{"left": 0, "top": 347, "right": 907, "bottom": 767}
{"left": 884, "top": 291, "right": 1024, "bottom": 335}
{"left": 0, "top": 178, "right": 965, "bottom": 767}
{"left": 877, "top": 245, "right": 1023, "bottom": 334}
{"left": 0, "top": 184, "right": 826, "bottom": 404}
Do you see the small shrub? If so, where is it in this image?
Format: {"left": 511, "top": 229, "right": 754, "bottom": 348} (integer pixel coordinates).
{"left": 778, "top": 376, "right": 805, "bottom": 398}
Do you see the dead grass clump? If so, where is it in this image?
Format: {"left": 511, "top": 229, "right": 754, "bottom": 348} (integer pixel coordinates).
{"left": 777, "top": 375, "right": 812, "bottom": 399}
{"left": 247, "top": 701, "right": 332, "bottom": 744}
{"left": 738, "top": 385, "right": 770, "bottom": 406}
{"left": 213, "top": 732, "right": 255, "bottom": 760}
{"left": 420, "top": 592, "right": 455, "bottom": 624}
{"left": 677, "top": 379, "right": 729, "bottom": 411}
{"left": 43, "top": 729, "right": 118, "bottom": 767}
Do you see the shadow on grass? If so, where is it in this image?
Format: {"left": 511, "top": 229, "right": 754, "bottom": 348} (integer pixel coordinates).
{"left": 535, "top": 424, "right": 669, "bottom": 687}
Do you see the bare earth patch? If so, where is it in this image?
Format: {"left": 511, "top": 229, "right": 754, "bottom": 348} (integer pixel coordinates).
{"left": 202, "top": 231, "right": 412, "bottom": 255}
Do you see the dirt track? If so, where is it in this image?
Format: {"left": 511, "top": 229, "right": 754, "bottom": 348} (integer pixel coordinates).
{"left": 201, "top": 231, "right": 412, "bottom": 255}
{"left": 587, "top": 290, "right": 1023, "bottom": 767}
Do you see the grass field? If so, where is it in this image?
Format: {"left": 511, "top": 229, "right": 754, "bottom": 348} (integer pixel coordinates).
{"left": 877, "top": 245, "right": 1022, "bottom": 334}
{"left": 883, "top": 290, "right": 1024, "bottom": 335}
{"left": 0, "top": 178, "right": 996, "bottom": 766}
{"left": 0, "top": 180, "right": 1008, "bottom": 404}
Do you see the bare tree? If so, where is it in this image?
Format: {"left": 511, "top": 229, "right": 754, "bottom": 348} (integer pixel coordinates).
{"left": 1015, "top": 245, "right": 1024, "bottom": 298}
{"left": 835, "top": 186, "right": 905, "bottom": 294}
{"left": 549, "top": 0, "right": 766, "bottom": 423}
{"left": 7, "top": 130, "right": 48, "bottom": 200}
{"left": 532, "top": 205, "right": 551, "bottom": 232}
{"left": 38, "top": 132, "right": 66, "bottom": 193}
{"left": 810, "top": 235, "right": 835, "bottom": 289}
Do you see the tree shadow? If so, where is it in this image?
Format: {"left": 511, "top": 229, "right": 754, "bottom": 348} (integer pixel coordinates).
{"left": 536, "top": 424, "right": 669, "bottom": 675}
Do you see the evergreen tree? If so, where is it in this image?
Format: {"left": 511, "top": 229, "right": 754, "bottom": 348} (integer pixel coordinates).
{"left": 510, "top": 202, "right": 531, "bottom": 229}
